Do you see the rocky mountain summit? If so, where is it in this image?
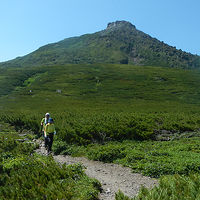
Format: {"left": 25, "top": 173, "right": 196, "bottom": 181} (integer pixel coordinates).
{"left": 106, "top": 20, "right": 136, "bottom": 30}
{"left": 1, "top": 20, "right": 200, "bottom": 68}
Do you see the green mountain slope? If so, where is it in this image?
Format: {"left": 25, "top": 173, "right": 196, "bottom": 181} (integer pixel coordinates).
{"left": 1, "top": 64, "right": 200, "bottom": 113}
{"left": 1, "top": 21, "right": 200, "bottom": 68}
{"left": 1, "top": 63, "right": 200, "bottom": 144}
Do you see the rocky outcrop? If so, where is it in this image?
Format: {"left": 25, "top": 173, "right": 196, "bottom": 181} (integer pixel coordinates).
{"left": 106, "top": 20, "right": 136, "bottom": 30}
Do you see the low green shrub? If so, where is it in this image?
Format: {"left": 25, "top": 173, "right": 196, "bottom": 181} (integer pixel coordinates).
{"left": 134, "top": 173, "right": 200, "bottom": 200}
{"left": 0, "top": 122, "right": 101, "bottom": 200}
{"left": 116, "top": 173, "right": 200, "bottom": 200}
{"left": 0, "top": 155, "right": 101, "bottom": 200}
{"left": 115, "top": 190, "right": 131, "bottom": 200}
{"left": 2, "top": 111, "right": 200, "bottom": 145}
{"left": 62, "top": 138, "right": 200, "bottom": 178}
{"left": 87, "top": 143, "right": 126, "bottom": 162}
{"left": 52, "top": 140, "right": 85, "bottom": 156}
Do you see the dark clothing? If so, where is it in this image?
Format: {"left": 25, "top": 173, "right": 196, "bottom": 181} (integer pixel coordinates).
{"left": 44, "top": 136, "right": 48, "bottom": 148}
{"left": 45, "top": 133, "right": 54, "bottom": 152}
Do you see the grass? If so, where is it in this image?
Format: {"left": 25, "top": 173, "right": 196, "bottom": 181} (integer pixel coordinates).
{"left": 1, "top": 64, "right": 200, "bottom": 199}
{"left": 0, "top": 122, "right": 101, "bottom": 200}
{"left": 2, "top": 64, "right": 200, "bottom": 107}
{"left": 52, "top": 135, "right": 200, "bottom": 199}
{"left": 0, "top": 64, "right": 200, "bottom": 146}
{"left": 116, "top": 174, "right": 200, "bottom": 200}
{"left": 1, "top": 63, "right": 200, "bottom": 145}
{"left": 52, "top": 137, "right": 200, "bottom": 178}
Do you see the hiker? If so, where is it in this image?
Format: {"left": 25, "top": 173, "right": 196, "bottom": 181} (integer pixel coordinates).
{"left": 45, "top": 118, "right": 56, "bottom": 154}
{"left": 41, "top": 113, "right": 51, "bottom": 148}
{"left": 41, "top": 113, "right": 51, "bottom": 137}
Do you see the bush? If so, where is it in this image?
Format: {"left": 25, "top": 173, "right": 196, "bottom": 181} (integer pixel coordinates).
{"left": 116, "top": 173, "right": 200, "bottom": 200}
{"left": 87, "top": 143, "right": 125, "bottom": 162}
{"left": 134, "top": 174, "right": 200, "bottom": 200}
{"left": 0, "top": 155, "right": 101, "bottom": 200}
{"left": 0, "top": 123, "right": 101, "bottom": 200}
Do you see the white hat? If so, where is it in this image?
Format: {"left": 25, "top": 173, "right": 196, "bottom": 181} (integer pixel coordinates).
{"left": 45, "top": 113, "right": 50, "bottom": 116}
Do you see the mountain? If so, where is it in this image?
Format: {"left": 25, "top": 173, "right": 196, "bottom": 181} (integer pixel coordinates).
{"left": 1, "top": 20, "right": 200, "bottom": 68}
{"left": 2, "top": 64, "right": 200, "bottom": 108}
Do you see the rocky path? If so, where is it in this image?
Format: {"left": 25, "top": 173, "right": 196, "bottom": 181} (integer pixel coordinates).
{"left": 35, "top": 141, "right": 158, "bottom": 200}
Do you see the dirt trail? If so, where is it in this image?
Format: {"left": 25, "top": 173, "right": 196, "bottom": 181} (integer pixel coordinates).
{"left": 35, "top": 141, "right": 158, "bottom": 200}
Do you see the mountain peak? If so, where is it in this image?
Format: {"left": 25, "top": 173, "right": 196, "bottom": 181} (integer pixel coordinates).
{"left": 106, "top": 20, "right": 136, "bottom": 30}
{"left": 1, "top": 20, "right": 200, "bottom": 69}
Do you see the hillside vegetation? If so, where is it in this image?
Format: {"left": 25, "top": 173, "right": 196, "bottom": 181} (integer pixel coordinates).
{"left": 1, "top": 64, "right": 200, "bottom": 144}
{"left": 0, "top": 123, "right": 101, "bottom": 199}
{"left": 1, "top": 21, "right": 200, "bottom": 69}
{"left": 1, "top": 63, "right": 200, "bottom": 199}
{"left": 1, "top": 20, "right": 200, "bottom": 200}
{"left": 2, "top": 63, "right": 200, "bottom": 106}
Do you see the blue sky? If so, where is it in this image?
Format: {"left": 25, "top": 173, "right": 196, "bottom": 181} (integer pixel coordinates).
{"left": 0, "top": 0, "right": 200, "bottom": 62}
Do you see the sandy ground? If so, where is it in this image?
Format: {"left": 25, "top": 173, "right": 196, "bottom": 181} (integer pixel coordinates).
{"left": 35, "top": 140, "right": 158, "bottom": 200}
